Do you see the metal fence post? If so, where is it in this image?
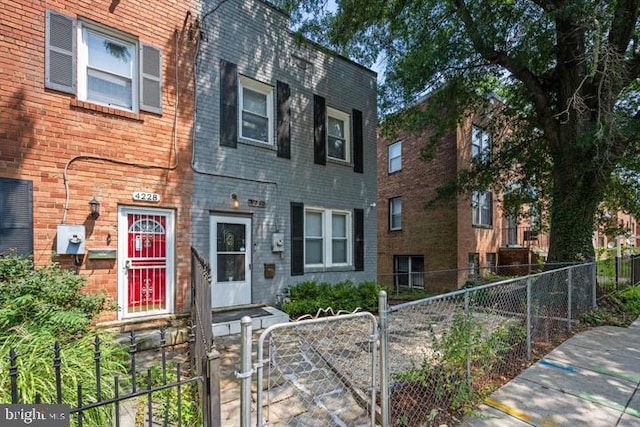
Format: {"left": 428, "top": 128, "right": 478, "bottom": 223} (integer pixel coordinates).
{"left": 378, "top": 291, "right": 390, "bottom": 427}
{"left": 238, "top": 316, "right": 253, "bottom": 427}
{"left": 207, "top": 350, "right": 222, "bottom": 427}
{"left": 592, "top": 261, "right": 598, "bottom": 309}
{"left": 526, "top": 277, "right": 532, "bottom": 360}
{"left": 464, "top": 289, "right": 471, "bottom": 385}
{"left": 567, "top": 267, "right": 573, "bottom": 331}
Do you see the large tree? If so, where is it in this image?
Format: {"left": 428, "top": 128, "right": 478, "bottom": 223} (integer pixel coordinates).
{"left": 279, "top": 0, "right": 640, "bottom": 262}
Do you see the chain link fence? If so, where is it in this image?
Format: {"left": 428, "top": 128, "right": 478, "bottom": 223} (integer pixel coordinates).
{"left": 235, "top": 263, "right": 597, "bottom": 426}
{"left": 380, "top": 263, "right": 596, "bottom": 426}
{"left": 247, "top": 312, "right": 379, "bottom": 426}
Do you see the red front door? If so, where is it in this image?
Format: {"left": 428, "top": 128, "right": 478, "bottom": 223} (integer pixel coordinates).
{"left": 126, "top": 213, "right": 167, "bottom": 313}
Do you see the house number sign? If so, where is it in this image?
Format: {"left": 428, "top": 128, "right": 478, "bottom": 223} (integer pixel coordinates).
{"left": 132, "top": 192, "right": 161, "bottom": 202}
{"left": 248, "top": 199, "right": 266, "bottom": 208}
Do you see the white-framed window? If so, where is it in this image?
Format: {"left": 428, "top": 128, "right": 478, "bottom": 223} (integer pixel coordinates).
{"left": 304, "top": 208, "right": 352, "bottom": 267}
{"left": 327, "top": 107, "right": 351, "bottom": 162}
{"left": 388, "top": 140, "right": 402, "bottom": 173}
{"left": 472, "top": 126, "right": 491, "bottom": 160}
{"left": 78, "top": 24, "right": 137, "bottom": 110}
{"left": 239, "top": 76, "right": 274, "bottom": 145}
{"left": 472, "top": 191, "right": 493, "bottom": 226}
{"left": 45, "top": 10, "right": 162, "bottom": 114}
{"left": 390, "top": 197, "right": 402, "bottom": 231}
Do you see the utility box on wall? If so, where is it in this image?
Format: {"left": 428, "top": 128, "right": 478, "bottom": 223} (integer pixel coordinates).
{"left": 271, "top": 232, "right": 284, "bottom": 252}
{"left": 56, "top": 224, "right": 86, "bottom": 255}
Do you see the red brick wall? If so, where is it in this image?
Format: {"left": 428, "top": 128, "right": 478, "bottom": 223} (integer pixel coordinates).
{"left": 377, "top": 123, "right": 459, "bottom": 290}
{"left": 377, "top": 113, "right": 509, "bottom": 291}
{"left": 1, "top": 0, "right": 200, "bottom": 322}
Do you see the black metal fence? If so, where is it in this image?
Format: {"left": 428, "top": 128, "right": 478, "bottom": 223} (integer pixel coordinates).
{"left": 2, "top": 248, "right": 219, "bottom": 427}
{"left": 5, "top": 329, "right": 205, "bottom": 426}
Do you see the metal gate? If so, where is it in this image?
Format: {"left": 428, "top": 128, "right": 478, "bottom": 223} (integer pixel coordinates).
{"left": 238, "top": 312, "right": 380, "bottom": 427}
{"left": 632, "top": 254, "right": 640, "bottom": 286}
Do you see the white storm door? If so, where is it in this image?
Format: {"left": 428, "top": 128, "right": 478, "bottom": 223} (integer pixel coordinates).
{"left": 210, "top": 215, "right": 252, "bottom": 308}
{"left": 118, "top": 207, "right": 175, "bottom": 319}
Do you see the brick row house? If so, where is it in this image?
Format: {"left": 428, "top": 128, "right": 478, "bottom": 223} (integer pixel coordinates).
{"left": 377, "top": 101, "right": 547, "bottom": 292}
{"left": 1, "top": 0, "right": 377, "bottom": 327}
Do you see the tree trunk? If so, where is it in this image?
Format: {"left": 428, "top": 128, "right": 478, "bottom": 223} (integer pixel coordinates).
{"left": 546, "top": 152, "right": 607, "bottom": 263}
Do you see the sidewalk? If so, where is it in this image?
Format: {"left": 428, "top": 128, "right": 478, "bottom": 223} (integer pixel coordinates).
{"left": 461, "top": 318, "right": 640, "bottom": 426}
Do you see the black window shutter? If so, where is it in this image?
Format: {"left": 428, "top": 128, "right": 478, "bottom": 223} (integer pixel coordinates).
{"left": 291, "top": 202, "right": 304, "bottom": 276}
{"left": 0, "top": 178, "right": 33, "bottom": 257}
{"left": 353, "top": 109, "right": 363, "bottom": 173}
{"left": 277, "top": 81, "right": 291, "bottom": 159}
{"left": 45, "top": 10, "right": 75, "bottom": 94}
{"left": 140, "top": 43, "right": 163, "bottom": 114}
{"left": 354, "top": 208, "right": 364, "bottom": 271}
{"left": 313, "top": 94, "right": 326, "bottom": 165}
{"left": 220, "top": 60, "right": 238, "bottom": 148}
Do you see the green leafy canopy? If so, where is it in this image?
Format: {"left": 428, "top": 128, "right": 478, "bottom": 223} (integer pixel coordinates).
{"left": 279, "top": 0, "right": 640, "bottom": 262}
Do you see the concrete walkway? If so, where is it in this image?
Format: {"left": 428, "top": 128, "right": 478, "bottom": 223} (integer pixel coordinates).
{"left": 461, "top": 318, "right": 640, "bottom": 427}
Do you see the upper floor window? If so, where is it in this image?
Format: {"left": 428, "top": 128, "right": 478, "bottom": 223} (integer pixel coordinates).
{"left": 304, "top": 208, "right": 352, "bottom": 268}
{"left": 390, "top": 197, "right": 402, "bottom": 231}
{"left": 472, "top": 191, "right": 493, "bottom": 226}
{"left": 239, "top": 76, "right": 274, "bottom": 144}
{"left": 472, "top": 126, "right": 491, "bottom": 161}
{"left": 327, "top": 107, "right": 351, "bottom": 162}
{"left": 45, "top": 10, "right": 162, "bottom": 114}
{"left": 388, "top": 141, "right": 402, "bottom": 173}
{"left": 78, "top": 26, "right": 136, "bottom": 110}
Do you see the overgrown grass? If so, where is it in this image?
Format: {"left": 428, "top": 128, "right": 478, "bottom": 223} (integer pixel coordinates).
{"left": 0, "top": 331, "right": 127, "bottom": 425}
{"left": 583, "top": 285, "right": 640, "bottom": 327}
{"left": 392, "top": 314, "right": 527, "bottom": 423}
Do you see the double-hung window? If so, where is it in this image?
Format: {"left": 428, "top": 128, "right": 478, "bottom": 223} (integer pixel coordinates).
{"left": 389, "top": 197, "right": 402, "bottom": 231}
{"left": 239, "top": 76, "right": 274, "bottom": 144}
{"left": 472, "top": 191, "right": 493, "bottom": 226}
{"left": 78, "top": 27, "right": 136, "bottom": 110}
{"left": 45, "top": 10, "right": 162, "bottom": 114}
{"left": 388, "top": 141, "right": 402, "bottom": 173}
{"left": 472, "top": 126, "right": 491, "bottom": 161}
{"left": 327, "top": 107, "right": 351, "bottom": 162}
{"left": 304, "top": 208, "right": 352, "bottom": 268}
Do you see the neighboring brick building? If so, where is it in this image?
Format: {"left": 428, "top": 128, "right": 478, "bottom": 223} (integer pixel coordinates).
{"left": 1, "top": 0, "right": 199, "bottom": 323}
{"left": 191, "top": 0, "right": 378, "bottom": 309}
{"left": 377, "top": 101, "right": 546, "bottom": 291}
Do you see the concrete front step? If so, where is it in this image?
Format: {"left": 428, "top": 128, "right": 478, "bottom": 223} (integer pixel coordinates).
{"left": 212, "top": 305, "right": 289, "bottom": 337}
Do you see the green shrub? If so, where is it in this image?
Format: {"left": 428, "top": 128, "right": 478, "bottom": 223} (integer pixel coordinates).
{"left": 0, "top": 255, "right": 126, "bottom": 426}
{"left": 282, "top": 280, "right": 381, "bottom": 318}
{"left": 0, "top": 255, "right": 114, "bottom": 341}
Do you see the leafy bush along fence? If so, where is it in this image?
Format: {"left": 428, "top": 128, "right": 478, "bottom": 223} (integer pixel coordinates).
{"left": 380, "top": 263, "right": 597, "bottom": 426}
{"left": 0, "top": 254, "right": 214, "bottom": 427}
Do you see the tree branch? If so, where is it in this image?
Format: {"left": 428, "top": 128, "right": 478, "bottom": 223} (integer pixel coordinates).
{"left": 452, "top": 0, "right": 558, "bottom": 137}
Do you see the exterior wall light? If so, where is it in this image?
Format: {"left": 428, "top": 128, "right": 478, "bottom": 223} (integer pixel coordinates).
{"left": 89, "top": 197, "right": 100, "bottom": 219}
{"left": 230, "top": 193, "right": 240, "bottom": 209}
